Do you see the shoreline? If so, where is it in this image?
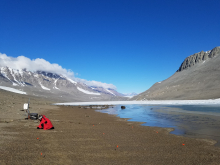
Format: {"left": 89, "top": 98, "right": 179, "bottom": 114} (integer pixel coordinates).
{"left": 1, "top": 101, "right": 220, "bottom": 164}
{"left": 97, "top": 104, "right": 220, "bottom": 148}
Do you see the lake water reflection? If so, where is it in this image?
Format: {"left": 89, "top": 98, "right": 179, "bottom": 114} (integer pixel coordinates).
{"left": 96, "top": 104, "right": 220, "bottom": 146}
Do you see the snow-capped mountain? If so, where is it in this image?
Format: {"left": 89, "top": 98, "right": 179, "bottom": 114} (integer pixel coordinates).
{"left": 123, "top": 92, "right": 138, "bottom": 97}
{"left": 0, "top": 66, "right": 125, "bottom": 101}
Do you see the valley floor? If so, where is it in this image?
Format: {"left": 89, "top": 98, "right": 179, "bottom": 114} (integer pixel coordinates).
{"left": 1, "top": 94, "right": 220, "bottom": 164}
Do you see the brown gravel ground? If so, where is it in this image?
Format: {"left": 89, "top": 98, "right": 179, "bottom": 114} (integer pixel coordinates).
{"left": 1, "top": 90, "right": 220, "bottom": 164}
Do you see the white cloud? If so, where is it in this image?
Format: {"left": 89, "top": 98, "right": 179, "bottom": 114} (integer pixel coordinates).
{"left": 75, "top": 78, "right": 116, "bottom": 90}
{"left": 0, "top": 53, "right": 74, "bottom": 77}
{"left": 0, "top": 53, "right": 116, "bottom": 89}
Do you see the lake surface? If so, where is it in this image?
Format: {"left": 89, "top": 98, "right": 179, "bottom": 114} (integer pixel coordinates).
{"left": 96, "top": 104, "right": 220, "bottom": 146}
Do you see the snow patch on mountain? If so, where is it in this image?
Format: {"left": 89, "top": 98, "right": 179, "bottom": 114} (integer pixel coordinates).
{"left": 54, "top": 78, "right": 60, "bottom": 90}
{"left": 0, "top": 85, "right": 26, "bottom": 94}
{"left": 77, "top": 87, "right": 101, "bottom": 95}
{"left": 39, "top": 82, "right": 50, "bottom": 90}
{"left": 67, "top": 77, "right": 77, "bottom": 84}
{"left": 105, "top": 88, "right": 116, "bottom": 96}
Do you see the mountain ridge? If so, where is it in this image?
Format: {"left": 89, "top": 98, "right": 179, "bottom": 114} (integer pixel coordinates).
{"left": 177, "top": 46, "right": 220, "bottom": 72}
{"left": 0, "top": 66, "right": 126, "bottom": 102}
{"left": 133, "top": 46, "right": 220, "bottom": 100}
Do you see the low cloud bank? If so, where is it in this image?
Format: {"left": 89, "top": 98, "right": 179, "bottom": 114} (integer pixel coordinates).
{"left": 75, "top": 78, "right": 116, "bottom": 90}
{"left": 0, "top": 53, "right": 74, "bottom": 77}
{"left": 0, "top": 53, "right": 116, "bottom": 89}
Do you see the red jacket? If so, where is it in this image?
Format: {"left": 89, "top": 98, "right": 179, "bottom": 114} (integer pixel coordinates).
{"left": 38, "top": 115, "right": 54, "bottom": 130}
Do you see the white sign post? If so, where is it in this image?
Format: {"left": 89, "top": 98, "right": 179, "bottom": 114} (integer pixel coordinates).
{"left": 23, "top": 103, "right": 30, "bottom": 118}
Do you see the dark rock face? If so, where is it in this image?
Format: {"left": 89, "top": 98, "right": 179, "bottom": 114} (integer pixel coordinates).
{"left": 177, "top": 47, "right": 220, "bottom": 72}
{"left": 36, "top": 71, "right": 61, "bottom": 79}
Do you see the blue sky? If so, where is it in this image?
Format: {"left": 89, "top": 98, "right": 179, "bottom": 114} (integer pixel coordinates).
{"left": 0, "top": 0, "right": 220, "bottom": 94}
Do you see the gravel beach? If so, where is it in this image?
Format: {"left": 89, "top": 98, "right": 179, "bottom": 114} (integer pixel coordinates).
{"left": 1, "top": 89, "right": 220, "bottom": 164}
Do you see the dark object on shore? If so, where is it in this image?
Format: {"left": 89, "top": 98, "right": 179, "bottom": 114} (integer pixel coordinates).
{"left": 121, "top": 106, "right": 126, "bottom": 109}
{"left": 29, "top": 113, "right": 38, "bottom": 120}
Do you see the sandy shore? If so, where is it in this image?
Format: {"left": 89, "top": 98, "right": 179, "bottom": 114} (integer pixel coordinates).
{"left": 1, "top": 90, "right": 220, "bottom": 164}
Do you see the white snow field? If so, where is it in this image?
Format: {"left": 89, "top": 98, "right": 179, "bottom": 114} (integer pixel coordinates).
{"left": 77, "top": 87, "right": 101, "bottom": 95}
{"left": 55, "top": 99, "right": 220, "bottom": 106}
{"left": 0, "top": 86, "right": 26, "bottom": 94}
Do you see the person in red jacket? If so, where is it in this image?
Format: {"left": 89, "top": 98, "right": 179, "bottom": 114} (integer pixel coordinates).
{"left": 37, "top": 115, "right": 54, "bottom": 130}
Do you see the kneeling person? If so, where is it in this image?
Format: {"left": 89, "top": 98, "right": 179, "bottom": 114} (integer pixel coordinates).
{"left": 37, "top": 115, "right": 54, "bottom": 130}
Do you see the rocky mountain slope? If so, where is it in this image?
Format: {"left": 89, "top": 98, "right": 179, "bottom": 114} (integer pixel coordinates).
{"left": 133, "top": 46, "right": 220, "bottom": 100}
{"left": 0, "top": 67, "right": 126, "bottom": 102}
